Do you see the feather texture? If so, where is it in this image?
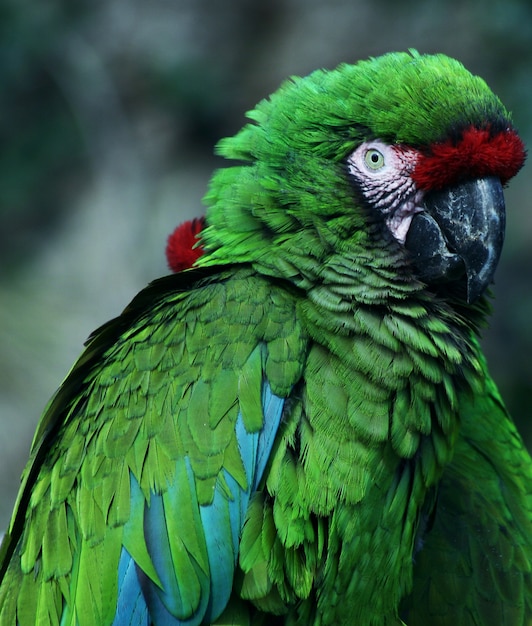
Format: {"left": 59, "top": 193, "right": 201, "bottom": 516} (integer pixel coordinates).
{"left": 0, "top": 51, "right": 530, "bottom": 625}
{"left": 0, "top": 269, "right": 304, "bottom": 625}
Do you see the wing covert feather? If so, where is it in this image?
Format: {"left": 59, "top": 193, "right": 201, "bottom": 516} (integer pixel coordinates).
{"left": 0, "top": 268, "right": 307, "bottom": 626}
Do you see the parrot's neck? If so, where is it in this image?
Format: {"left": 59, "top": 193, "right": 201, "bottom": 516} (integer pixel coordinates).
{"left": 251, "top": 227, "right": 491, "bottom": 335}
{"left": 253, "top": 244, "right": 438, "bottom": 310}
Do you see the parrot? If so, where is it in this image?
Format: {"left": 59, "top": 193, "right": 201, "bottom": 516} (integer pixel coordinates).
{"left": 0, "top": 49, "right": 530, "bottom": 626}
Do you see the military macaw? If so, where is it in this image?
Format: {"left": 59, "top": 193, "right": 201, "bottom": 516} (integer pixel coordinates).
{"left": 0, "top": 50, "right": 530, "bottom": 626}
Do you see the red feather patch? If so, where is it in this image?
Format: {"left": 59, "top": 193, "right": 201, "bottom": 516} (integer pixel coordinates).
{"left": 165, "top": 217, "right": 205, "bottom": 272}
{"left": 413, "top": 126, "right": 526, "bottom": 191}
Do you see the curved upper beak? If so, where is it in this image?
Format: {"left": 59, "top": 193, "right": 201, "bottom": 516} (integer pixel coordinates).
{"left": 405, "top": 176, "right": 506, "bottom": 303}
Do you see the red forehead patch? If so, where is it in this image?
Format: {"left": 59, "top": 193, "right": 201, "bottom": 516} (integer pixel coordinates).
{"left": 412, "top": 126, "right": 526, "bottom": 191}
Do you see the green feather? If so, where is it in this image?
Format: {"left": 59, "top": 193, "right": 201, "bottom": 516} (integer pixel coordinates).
{"left": 0, "top": 51, "right": 530, "bottom": 626}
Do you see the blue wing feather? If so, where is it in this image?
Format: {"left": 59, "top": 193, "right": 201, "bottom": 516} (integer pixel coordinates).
{"left": 112, "top": 380, "right": 285, "bottom": 625}
{"left": 200, "top": 471, "right": 239, "bottom": 621}
{"left": 113, "top": 549, "right": 149, "bottom": 626}
{"left": 202, "top": 382, "right": 285, "bottom": 621}
{"left": 253, "top": 382, "right": 286, "bottom": 490}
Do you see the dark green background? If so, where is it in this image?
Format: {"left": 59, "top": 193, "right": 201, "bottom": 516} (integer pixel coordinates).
{"left": 1, "top": 0, "right": 531, "bottom": 530}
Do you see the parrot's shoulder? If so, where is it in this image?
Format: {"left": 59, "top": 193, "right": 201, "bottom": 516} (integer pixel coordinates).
{"left": 88, "top": 266, "right": 303, "bottom": 352}
{"left": 22, "top": 265, "right": 310, "bottom": 488}
{"left": 47, "top": 265, "right": 308, "bottom": 412}
{"left": 0, "top": 265, "right": 310, "bottom": 625}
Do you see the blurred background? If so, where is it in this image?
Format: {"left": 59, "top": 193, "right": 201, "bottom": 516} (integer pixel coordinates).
{"left": 1, "top": 0, "right": 531, "bottom": 529}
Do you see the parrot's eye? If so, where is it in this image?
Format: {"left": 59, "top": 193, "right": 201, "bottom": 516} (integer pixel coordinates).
{"left": 364, "top": 148, "right": 385, "bottom": 170}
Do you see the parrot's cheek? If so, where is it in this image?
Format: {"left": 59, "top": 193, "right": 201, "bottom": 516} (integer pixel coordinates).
{"left": 404, "top": 176, "right": 506, "bottom": 303}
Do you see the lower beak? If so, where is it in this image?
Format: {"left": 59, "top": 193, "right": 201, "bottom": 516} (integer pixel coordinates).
{"left": 405, "top": 176, "right": 506, "bottom": 303}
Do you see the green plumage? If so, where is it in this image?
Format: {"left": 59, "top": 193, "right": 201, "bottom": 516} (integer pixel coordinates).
{"left": 0, "top": 50, "right": 530, "bottom": 625}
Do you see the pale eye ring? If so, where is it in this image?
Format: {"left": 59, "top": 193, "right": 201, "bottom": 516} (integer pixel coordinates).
{"left": 364, "top": 148, "right": 385, "bottom": 170}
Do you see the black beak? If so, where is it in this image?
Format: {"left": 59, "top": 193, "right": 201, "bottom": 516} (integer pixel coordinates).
{"left": 405, "top": 177, "right": 506, "bottom": 303}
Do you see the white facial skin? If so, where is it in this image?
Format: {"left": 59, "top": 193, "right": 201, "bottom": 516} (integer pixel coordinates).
{"left": 346, "top": 140, "right": 425, "bottom": 243}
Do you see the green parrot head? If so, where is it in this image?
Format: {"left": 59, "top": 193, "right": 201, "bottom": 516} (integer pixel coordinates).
{"left": 198, "top": 51, "right": 526, "bottom": 303}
